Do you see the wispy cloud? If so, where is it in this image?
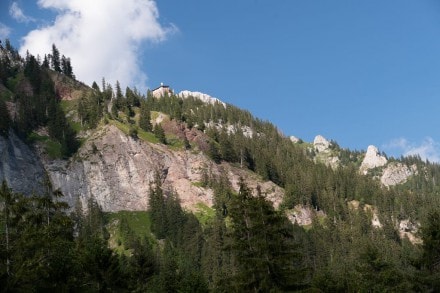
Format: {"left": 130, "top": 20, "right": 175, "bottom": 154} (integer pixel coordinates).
{"left": 0, "top": 23, "right": 11, "bottom": 39}
{"left": 19, "top": 0, "right": 176, "bottom": 90}
{"left": 9, "top": 2, "right": 35, "bottom": 23}
{"left": 383, "top": 137, "right": 440, "bottom": 162}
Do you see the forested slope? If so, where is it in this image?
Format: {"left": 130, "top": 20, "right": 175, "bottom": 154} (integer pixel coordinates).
{"left": 1, "top": 40, "right": 440, "bottom": 291}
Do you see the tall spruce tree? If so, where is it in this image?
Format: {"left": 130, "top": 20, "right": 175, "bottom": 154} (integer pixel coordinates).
{"left": 154, "top": 123, "right": 166, "bottom": 144}
{"left": 228, "top": 179, "right": 307, "bottom": 291}
{"left": 139, "top": 101, "right": 152, "bottom": 132}
{"left": 419, "top": 210, "right": 440, "bottom": 290}
{"left": 51, "top": 44, "right": 61, "bottom": 72}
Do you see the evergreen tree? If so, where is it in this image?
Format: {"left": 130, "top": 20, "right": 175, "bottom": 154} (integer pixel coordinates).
{"left": 115, "top": 81, "right": 123, "bottom": 100}
{"left": 139, "top": 101, "right": 152, "bottom": 132}
{"left": 47, "top": 98, "right": 79, "bottom": 157}
{"left": 61, "top": 55, "right": 74, "bottom": 78}
{"left": 0, "top": 181, "right": 78, "bottom": 291}
{"left": 227, "top": 179, "right": 307, "bottom": 291}
{"left": 154, "top": 123, "right": 166, "bottom": 144}
{"left": 419, "top": 210, "right": 440, "bottom": 290}
{"left": 23, "top": 54, "right": 42, "bottom": 93}
{"left": 148, "top": 176, "right": 167, "bottom": 239}
{"left": 126, "top": 86, "right": 140, "bottom": 107}
{"left": 207, "top": 141, "right": 221, "bottom": 164}
{"left": 201, "top": 214, "right": 232, "bottom": 291}
{"left": 51, "top": 44, "right": 61, "bottom": 72}
{"left": 0, "top": 99, "right": 10, "bottom": 137}
{"left": 78, "top": 90, "right": 103, "bottom": 128}
{"left": 42, "top": 54, "right": 50, "bottom": 68}
{"left": 219, "top": 130, "right": 237, "bottom": 162}
{"left": 92, "top": 81, "right": 100, "bottom": 92}
{"left": 123, "top": 237, "right": 156, "bottom": 291}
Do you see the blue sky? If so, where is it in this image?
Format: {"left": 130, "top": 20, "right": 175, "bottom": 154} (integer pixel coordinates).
{"left": 1, "top": 1, "right": 440, "bottom": 161}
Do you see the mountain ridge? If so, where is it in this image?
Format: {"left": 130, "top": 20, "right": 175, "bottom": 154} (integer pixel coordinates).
{"left": 3, "top": 42, "right": 440, "bottom": 291}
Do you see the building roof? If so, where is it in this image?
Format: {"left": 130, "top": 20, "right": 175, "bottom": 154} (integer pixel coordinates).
{"left": 152, "top": 83, "right": 170, "bottom": 92}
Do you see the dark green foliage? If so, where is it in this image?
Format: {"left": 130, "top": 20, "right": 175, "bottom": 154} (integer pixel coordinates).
{"left": 139, "top": 100, "right": 152, "bottom": 132}
{"left": 78, "top": 89, "right": 103, "bottom": 128}
{"left": 0, "top": 180, "right": 77, "bottom": 291}
{"left": 148, "top": 176, "right": 167, "bottom": 239}
{"left": 0, "top": 40, "right": 21, "bottom": 83}
{"left": 227, "top": 180, "right": 308, "bottom": 291}
{"left": 47, "top": 98, "right": 79, "bottom": 157}
{"left": 0, "top": 41, "right": 79, "bottom": 157}
{"left": 421, "top": 210, "right": 440, "bottom": 272}
{"left": 0, "top": 99, "right": 10, "bottom": 136}
{"left": 207, "top": 141, "right": 221, "bottom": 163}
{"left": 121, "top": 237, "right": 156, "bottom": 291}
{"left": 126, "top": 86, "right": 140, "bottom": 107}
{"left": 218, "top": 130, "right": 237, "bottom": 162}
{"left": 42, "top": 54, "right": 49, "bottom": 68}
{"left": 61, "top": 55, "right": 74, "bottom": 78}
{"left": 146, "top": 175, "right": 209, "bottom": 292}
{"left": 72, "top": 197, "right": 124, "bottom": 291}
{"left": 148, "top": 176, "right": 187, "bottom": 243}
{"left": 416, "top": 210, "right": 440, "bottom": 291}
{"left": 153, "top": 123, "right": 166, "bottom": 144}
{"left": 24, "top": 53, "right": 42, "bottom": 93}
{"left": 50, "top": 44, "right": 61, "bottom": 72}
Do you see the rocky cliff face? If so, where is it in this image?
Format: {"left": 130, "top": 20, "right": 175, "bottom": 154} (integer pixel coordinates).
{"left": 313, "top": 135, "right": 330, "bottom": 152}
{"left": 41, "top": 125, "right": 284, "bottom": 212}
{"left": 313, "top": 135, "right": 340, "bottom": 169}
{"left": 380, "top": 162, "right": 417, "bottom": 187}
{"left": 360, "top": 145, "right": 387, "bottom": 174}
{"left": 0, "top": 131, "right": 46, "bottom": 195}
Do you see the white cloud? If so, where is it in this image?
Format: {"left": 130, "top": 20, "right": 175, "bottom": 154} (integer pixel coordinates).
{"left": 20, "top": 0, "right": 176, "bottom": 90}
{"left": 9, "top": 2, "right": 35, "bottom": 23}
{"left": 383, "top": 137, "right": 440, "bottom": 162}
{"left": 0, "top": 23, "right": 11, "bottom": 39}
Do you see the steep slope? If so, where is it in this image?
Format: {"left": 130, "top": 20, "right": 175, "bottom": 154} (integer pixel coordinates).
{"left": 0, "top": 131, "right": 46, "bottom": 195}
{"left": 41, "top": 124, "right": 283, "bottom": 212}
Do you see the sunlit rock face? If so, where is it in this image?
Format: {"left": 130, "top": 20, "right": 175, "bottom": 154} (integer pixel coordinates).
{"left": 313, "top": 135, "right": 330, "bottom": 153}
{"left": 178, "top": 90, "right": 226, "bottom": 108}
{"left": 360, "top": 145, "right": 387, "bottom": 174}
{"left": 42, "top": 125, "right": 284, "bottom": 212}
{"left": 380, "top": 162, "right": 417, "bottom": 187}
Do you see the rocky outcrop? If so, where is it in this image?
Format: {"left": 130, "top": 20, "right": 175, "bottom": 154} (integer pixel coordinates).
{"left": 204, "top": 122, "right": 255, "bottom": 139}
{"left": 381, "top": 163, "right": 417, "bottom": 186}
{"left": 348, "top": 200, "right": 382, "bottom": 228}
{"left": 289, "top": 136, "right": 300, "bottom": 143}
{"left": 314, "top": 135, "right": 330, "bottom": 152}
{"left": 364, "top": 204, "right": 382, "bottom": 228}
{"left": 313, "top": 135, "right": 340, "bottom": 169}
{"left": 0, "top": 131, "right": 46, "bottom": 195}
{"left": 51, "top": 72, "right": 89, "bottom": 101}
{"left": 398, "top": 219, "right": 421, "bottom": 244}
{"left": 178, "top": 90, "right": 226, "bottom": 108}
{"left": 286, "top": 205, "right": 326, "bottom": 226}
{"left": 42, "top": 125, "right": 283, "bottom": 212}
{"left": 360, "top": 145, "right": 387, "bottom": 174}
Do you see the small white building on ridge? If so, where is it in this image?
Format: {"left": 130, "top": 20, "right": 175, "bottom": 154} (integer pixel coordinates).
{"left": 151, "top": 83, "right": 172, "bottom": 98}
